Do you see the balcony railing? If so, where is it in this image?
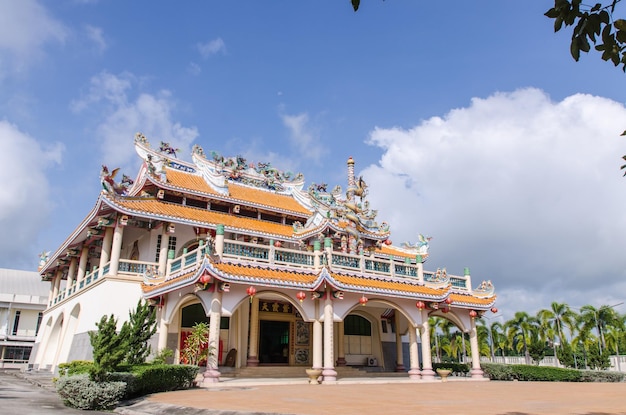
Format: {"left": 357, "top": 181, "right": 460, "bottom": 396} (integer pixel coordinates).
{"left": 47, "top": 237, "right": 472, "bottom": 310}
{"left": 167, "top": 246, "right": 206, "bottom": 279}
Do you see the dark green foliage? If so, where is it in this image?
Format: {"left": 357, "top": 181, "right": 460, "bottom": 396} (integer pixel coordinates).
{"left": 130, "top": 364, "right": 199, "bottom": 396}
{"left": 88, "top": 314, "right": 128, "bottom": 381}
{"left": 528, "top": 339, "right": 547, "bottom": 365}
{"left": 56, "top": 374, "right": 126, "bottom": 410}
{"left": 481, "top": 363, "right": 516, "bottom": 380}
{"left": 545, "top": 1, "right": 626, "bottom": 70}
{"left": 580, "top": 370, "right": 625, "bottom": 382}
{"left": 125, "top": 299, "right": 157, "bottom": 365}
{"left": 57, "top": 364, "right": 199, "bottom": 409}
{"left": 481, "top": 363, "right": 624, "bottom": 382}
{"left": 556, "top": 342, "right": 585, "bottom": 368}
{"left": 432, "top": 362, "right": 470, "bottom": 376}
{"left": 587, "top": 342, "right": 611, "bottom": 370}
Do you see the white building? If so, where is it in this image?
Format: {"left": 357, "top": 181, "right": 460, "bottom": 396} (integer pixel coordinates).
{"left": 0, "top": 268, "right": 48, "bottom": 369}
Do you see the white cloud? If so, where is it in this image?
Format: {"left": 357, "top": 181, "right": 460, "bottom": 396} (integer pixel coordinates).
{"left": 281, "top": 112, "right": 326, "bottom": 163}
{"left": 362, "top": 88, "right": 626, "bottom": 318}
{"left": 197, "top": 37, "right": 226, "bottom": 59}
{"left": 84, "top": 24, "right": 107, "bottom": 54}
{"left": 0, "top": 120, "right": 63, "bottom": 268}
{"left": 187, "top": 62, "right": 201, "bottom": 76}
{"left": 71, "top": 71, "right": 198, "bottom": 170}
{"left": 0, "top": 0, "right": 67, "bottom": 78}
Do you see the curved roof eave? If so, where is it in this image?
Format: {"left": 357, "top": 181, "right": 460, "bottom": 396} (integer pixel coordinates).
{"left": 40, "top": 194, "right": 109, "bottom": 276}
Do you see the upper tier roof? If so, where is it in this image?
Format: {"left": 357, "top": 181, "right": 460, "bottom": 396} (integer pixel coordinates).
{"left": 162, "top": 168, "right": 312, "bottom": 215}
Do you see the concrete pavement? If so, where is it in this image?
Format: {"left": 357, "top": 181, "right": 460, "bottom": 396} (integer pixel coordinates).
{"left": 11, "top": 370, "right": 626, "bottom": 415}
{"left": 116, "top": 375, "right": 626, "bottom": 415}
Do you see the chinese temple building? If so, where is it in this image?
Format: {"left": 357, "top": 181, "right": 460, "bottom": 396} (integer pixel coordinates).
{"left": 32, "top": 133, "right": 497, "bottom": 384}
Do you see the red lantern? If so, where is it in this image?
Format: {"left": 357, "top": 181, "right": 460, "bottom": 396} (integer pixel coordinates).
{"left": 247, "top": 286, "right": 257, "bottom": 297}
{"left": 359, "top": 295, "right": 368, "bottom": 306}
{"left": 199, "top": 274, "right": 211, "bottom": 284}
{"left": 491, "top": 307, "right": 498, "bottom": 314}
{"left": 384, "top": 239, "right": 392, "bottom": 245}
{"left": 444, "top": 297, "right": 453, "bottom": 305}
{"left": 296, "top": 291, "right": 306, "bottom": 303}
{"left": 442, "top": 306, "right": 449, "bottom": 313}
{"left": 416, "top": 301, "right": 425, "bottom": 310}
{"left": 469, "top": 310, "right": 478, "bottom": 318}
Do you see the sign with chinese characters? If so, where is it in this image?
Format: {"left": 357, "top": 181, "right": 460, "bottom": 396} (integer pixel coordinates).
{"left": 259, "top": 300, "right": 293, "bottom": 314}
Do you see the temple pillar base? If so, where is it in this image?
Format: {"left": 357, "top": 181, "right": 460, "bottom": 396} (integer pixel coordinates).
{"left": 322, "top": 368, "right": 337, "bottom": 384}
{"left": 202, "top": 368, "right": 221, "bottom": 385}
{"left": 408, "top": 369, "right": 421, "bottom": 380}
{"left": 246, "top": 356, "right": 259, "bottom": 367}
{"left": 395, "top": 363, "right": 406, "bottom": 372}
{"left": 471, "top": 368, "right": 484, "bottom": 379}
{"left": 420, "top": 368, "right": 436, "bottom": 381}
{"left": 336, "top": 357, "right": 346, "bottom": 366}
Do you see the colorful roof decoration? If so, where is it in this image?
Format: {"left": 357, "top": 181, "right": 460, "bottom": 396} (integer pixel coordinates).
{"left": 41, "top": 132, "right": 496, "bottom": 310}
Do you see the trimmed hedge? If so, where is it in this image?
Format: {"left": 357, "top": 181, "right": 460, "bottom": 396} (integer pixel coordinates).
{"left": 57, "top": 361, "right": 199, "bottom": 407}
{"left": 108, "top": 364, "right": 199, "bottom": 398}
{"left": 481, "top": 363, "right": 625, "bottom": 382}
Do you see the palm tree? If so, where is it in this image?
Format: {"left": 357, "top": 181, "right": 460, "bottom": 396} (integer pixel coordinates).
{"left": 579, "top": 304, "right": 620, "bottom": 352}
{"left": 538, "top": 301, "right": 576, "bottom": 353}
{"left": 505, "top": 311, "right": 538, "bottom": 365}
{"left": 475, "top": 323, "right": 492, "bottom": 358}
{"left": 478, "top": 319, "right": 505, "bottom": 361}
{"left": 428, "top": 317, "right": 443, "bottom": 363}
{"left": 605, "top": 314, "right": 626, "bottom": 371}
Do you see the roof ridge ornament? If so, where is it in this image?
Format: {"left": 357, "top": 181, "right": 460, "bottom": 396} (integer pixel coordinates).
{"left": 100, "top": 165, "right": 134, "bottom": 195}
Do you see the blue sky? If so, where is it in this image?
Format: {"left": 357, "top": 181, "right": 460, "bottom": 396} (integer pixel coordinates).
{"left": 2, "top": 0, "right": 626, "bottom": 319}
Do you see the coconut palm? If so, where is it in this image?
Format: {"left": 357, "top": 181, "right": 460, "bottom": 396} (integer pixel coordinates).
{"left": 579, "top": 304, "right": 621, "bottom": 352}
{"left": 505, "top": 311, "right": 539, "bottom": 365}
{"left": 475, "top": 323, "right": 492, "bottom": 357}
{"left": 605, "top": 314, "right": 626, "bottom": 371}
{"left": 478, "top": 319, "right": 505, "bottom": 360}
{"left": 537, "top": 301, "right": 576, "bottom": 352}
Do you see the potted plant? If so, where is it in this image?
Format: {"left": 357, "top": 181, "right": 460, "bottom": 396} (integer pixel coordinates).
{"left": 436, "top": 367, "right": 452, "bottom": 382}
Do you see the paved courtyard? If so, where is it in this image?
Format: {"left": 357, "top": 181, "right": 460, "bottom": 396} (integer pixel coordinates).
{"left": 119, "top": 378, "right": 626, "bottom": 415}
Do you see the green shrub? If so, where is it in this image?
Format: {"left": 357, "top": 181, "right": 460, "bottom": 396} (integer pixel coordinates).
{"left": 580, "top": 370, "right": 625, "bottom": 382}
{"left": 130, "top": 364, "right": 199, "bottom": 397}
{"left": 511, "top": 364, "right": 582, "bottom": 382}
{"left": 481, "top": 363, "right": 625, "bottom": 382}
{"left": 56, "top": 374, "right": 126, "bottom": 410}
{"left": 106, "top": 372, "right": 138, "bottom": 400}
{"left": 58, "top": 360, "right": 94, "bottom": 377}
{"left": 481, "top": 363, "right": 515, "bottom": 380}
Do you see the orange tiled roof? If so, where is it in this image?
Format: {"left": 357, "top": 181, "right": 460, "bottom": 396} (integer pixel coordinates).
{"left": 164, "top": 168, "right": 220, "bottom": 194}
{"left": 450, "top": 292, "right": 496, "bottom": 306}
{"left": 163, "top": 168, "right": 310, "bottom": 215}
{"left": 111, "top": 199, "right": 295, "bottom": 237}
{"left": 227, "top": 182, "right": 311, "bottom": 215}
{"left": 214, "top": 262, "right": 319, "bottom": 285}
{"left": 330, "top": 272, "right": 444, "bottom": 296}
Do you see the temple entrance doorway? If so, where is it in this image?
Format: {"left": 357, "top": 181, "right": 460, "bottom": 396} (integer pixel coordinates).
{"left": 259, "top": 320, "right": 289, "bottom": 364}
